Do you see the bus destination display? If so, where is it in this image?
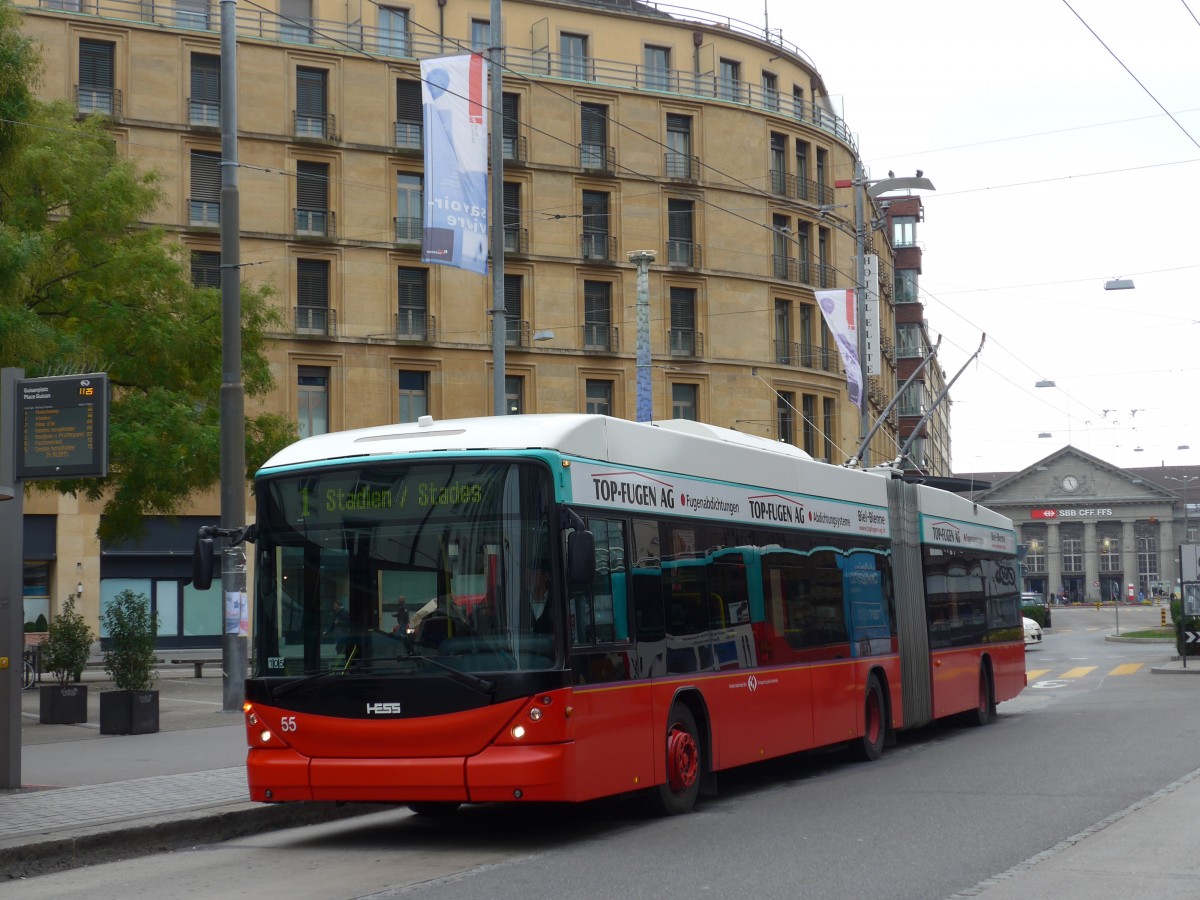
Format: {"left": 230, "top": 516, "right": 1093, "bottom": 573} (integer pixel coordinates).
{"left": 15, "top": 373, "right": 109, "bottom": 481}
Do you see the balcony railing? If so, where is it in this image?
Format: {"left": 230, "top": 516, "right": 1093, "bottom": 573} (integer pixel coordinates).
{"left": 771, "top": 255, "right": 800, "bottom": 282}
{"left": 394, "top": 216, "right": 421, "bottom": 244}
{"left": 394, "top": 120, "right": 421, "bottom": 150}
{"left": 581, "top": 232, "right": 617, "bottom": 262}
{"left": 503, "top": 226, "right": 528, "bottom": 255}
{"left": 187, "top": 198, "right": 220, "bottom": 227}
{"left": 664, "top": 152, "right": 700, "bottom": 181}
{"left": 582, "top": 323, "right": 618, "bottom": 353}
{"left": 294, "top": 208, "right": 335, "bottom": 238}
{"left": 395, "top": 310, "right": 435, "bottom": 342}
{"left": 579, "top": 142, "right": 615, "bottom": 172}
{"left": 75, "top": 84, "right": 121, "bottom": 117}
{"left": 767, "top": 171, "right": 835, "bottom": 206}
{"left": 816, "top": 262, "right": 836, "bottom": 289}
{"left": 294, "top": 305, "right": 336, "bottom": 336}
{"left": 502, "top": 133, "right": 527, "bottom": 164}
{"left": 505, "top": 318, "right": 530, "bottom": 348}
{"left": 669, "top": 328, "right": 703, "bottom": 357}
{"left": 294, "top": 111, "right": 336, "bottom": 140}
{"left": 31, "top": 0, "right": 858, "bottom": 150}
{"left": 188, "top": 98, "right": 219, "bottom": 127}
{"left": 666, "top": 240, "right": 701, "bottom": 268}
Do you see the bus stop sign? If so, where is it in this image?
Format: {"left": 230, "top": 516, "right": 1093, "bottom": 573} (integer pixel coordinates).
{"left": 14, "top": 373, "right": 109, "bottom": 481}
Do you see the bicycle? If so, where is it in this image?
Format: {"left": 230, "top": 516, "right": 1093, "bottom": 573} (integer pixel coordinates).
{"left": 22, "top": 650, "right": 37, "bottom": 691}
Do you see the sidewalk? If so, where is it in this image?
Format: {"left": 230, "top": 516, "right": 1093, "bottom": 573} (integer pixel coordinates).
{"left": 1, "top": 655, "right": 386, "bottom": 879}
{"left": 4, "top": 652, "right": 1200, "bottom": 890}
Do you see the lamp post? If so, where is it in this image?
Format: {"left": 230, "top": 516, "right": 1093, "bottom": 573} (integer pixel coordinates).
{"left": 629, "top": 250, "right": 656, "bottom": 423}
{"left": 1165, "top": 474, "right": 1197, "bottom": 666}
{"left": 836, "top": 168, "right": 935, "bottom": 467}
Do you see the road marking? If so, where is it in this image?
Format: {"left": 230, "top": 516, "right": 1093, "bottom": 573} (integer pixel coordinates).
{"left": 1061, "top": 666, "right": 1098, "bottom": 678}
{"left": 1026, "top": 669, "right": 1051, "bottom": 679}
{"left": 1108, "top": 663, "right": 1144, "bottom": 675}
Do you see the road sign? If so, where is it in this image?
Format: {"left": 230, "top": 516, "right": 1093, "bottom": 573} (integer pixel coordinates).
{"left": 1181, "top": 543, "right": 1200, "bottom": 583}
{"left": 14, "top": 373, "right": 108, "bottom": 481}
{"left": 1186, "top": 632, "right": 1200, "bottom": 644}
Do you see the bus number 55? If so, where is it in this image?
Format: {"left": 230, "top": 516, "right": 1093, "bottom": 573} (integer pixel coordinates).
{"left": 280, "top": 716, "right": 298, "bottom": 732}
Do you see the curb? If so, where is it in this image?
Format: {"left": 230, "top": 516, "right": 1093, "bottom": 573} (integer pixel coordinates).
{"left": 0, "top": 800, "right": 396, "bottom": 880}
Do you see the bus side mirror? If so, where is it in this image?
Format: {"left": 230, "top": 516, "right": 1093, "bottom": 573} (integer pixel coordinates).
{"left": 567, "top": 529, "right": 596, "bottom": 588}
{"left": 193, "top": 534, "right": 215, "bottom": 591}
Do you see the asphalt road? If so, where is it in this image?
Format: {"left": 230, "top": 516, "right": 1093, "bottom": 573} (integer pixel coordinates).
{"left": 9, "top": 604, "right": 1194, "bottom": 900}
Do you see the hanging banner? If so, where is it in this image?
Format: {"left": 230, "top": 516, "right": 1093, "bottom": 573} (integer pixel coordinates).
{"left": 815, "top": 288, "right": 862, "bottom": 409}
{"left": 421, "top": 54, "right": 489, "bottom": 274}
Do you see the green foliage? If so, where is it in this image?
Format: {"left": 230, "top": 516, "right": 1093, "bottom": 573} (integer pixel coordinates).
{"left": 35, "top": 613, "right": 48, "bottom": 630}
{"left": 1020, "top": 603, "right": 1047, "bottom": 627}
{"left": 101, "top": 589, "right": 158, "bottom": 692}
{"left": 1170, "top": 599, "right": 1200, "bottom": 657}
{"left": 0, "top": 6, "right": 291, "bottom": 542}
{"left": 41, "top": 597, "right": 95, "bottom": 686}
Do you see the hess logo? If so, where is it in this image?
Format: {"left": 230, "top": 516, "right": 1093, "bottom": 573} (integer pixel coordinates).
{"left": 366, "top": 702, "right": 402, "bottom": 715}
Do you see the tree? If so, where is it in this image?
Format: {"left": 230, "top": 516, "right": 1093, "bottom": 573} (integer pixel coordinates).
{"left": 0, "top": 2, "right": 292, "bottom": 541}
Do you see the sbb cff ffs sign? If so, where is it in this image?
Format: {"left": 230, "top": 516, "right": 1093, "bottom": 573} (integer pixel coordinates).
{"left": 15, "top": 373, "right": 109, "bottom": 481}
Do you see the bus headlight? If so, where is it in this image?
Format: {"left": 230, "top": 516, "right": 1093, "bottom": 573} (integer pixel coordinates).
{"left": 511, "top": 724, "right": 526, "bottom": 740}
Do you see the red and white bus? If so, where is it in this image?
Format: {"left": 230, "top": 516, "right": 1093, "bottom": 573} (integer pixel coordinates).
{"left": 226, "top": 414, "right": 1025, "bottom": 815}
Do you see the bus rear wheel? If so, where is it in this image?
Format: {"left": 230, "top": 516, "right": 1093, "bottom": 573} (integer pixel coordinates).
{"left": 853, "top": 674, "right": 886, "bottom": 761}
{"left": 965, "top": 666, "right": 996, "bottom": 727}
{"left": 651, "top": 703, "right": 702, "bottom": 816}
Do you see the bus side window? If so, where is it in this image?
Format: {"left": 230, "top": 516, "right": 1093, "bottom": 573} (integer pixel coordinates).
{"left": 573, "top": 517, "right": 628, "bottom": 645}
{"left": 631, "top": 518, "right": 664, "bottom": 642}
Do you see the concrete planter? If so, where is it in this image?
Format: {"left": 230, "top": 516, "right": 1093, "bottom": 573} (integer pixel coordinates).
{"left": 39, "top": 684, "right": 88, "bottom": 724}
{"left": 99, "top": 690, "right": 159, "bottom": 735}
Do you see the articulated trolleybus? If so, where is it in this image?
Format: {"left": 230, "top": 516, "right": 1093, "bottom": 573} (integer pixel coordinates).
{"left": 222, "top": 414, "right": 1024, "bottom": 815}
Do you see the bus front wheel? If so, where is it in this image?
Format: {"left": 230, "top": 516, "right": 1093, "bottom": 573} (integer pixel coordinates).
{"left": 652, "top": 703, "right": 702, "bottom": 815}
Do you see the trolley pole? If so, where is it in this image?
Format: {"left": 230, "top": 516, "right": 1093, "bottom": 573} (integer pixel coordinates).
{"left": 1, "top": 367, "right": 25, "bottom": 788}
{"left": 630, "top": 251, "right": 656, "bottom": 422}
{"left": 488, "top": 0, "right": 506, "bottom": 415}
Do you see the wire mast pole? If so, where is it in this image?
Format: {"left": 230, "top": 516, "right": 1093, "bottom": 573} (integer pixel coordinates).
{"left": 488, "top": 0, "right": 506, "bottom": 415}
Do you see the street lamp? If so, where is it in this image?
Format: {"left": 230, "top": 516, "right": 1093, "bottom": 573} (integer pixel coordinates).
{"left": 1036, "top": 379, "right": 1074, "bottom": 445}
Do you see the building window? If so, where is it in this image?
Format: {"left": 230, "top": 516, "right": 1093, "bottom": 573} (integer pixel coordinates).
{"left": 505, "top": 375, "right": 524, "bottom": 415}
{"left": 188, "top": 150, "right": 220, "bottom": 226}
{"left": 281, "top": 0, "right": 312, "bottom": 43}
{"left": 769, "top": 132, "right": 787, "bottom": 194}
{"left": 774, "top": 300, "right": 792, "bottom": 364}
{"left": 503, "top": 182, "right": 524, "bottom": 253}
{"left": 191, "top": 250, "right": 220, "bottom": 288}
{"left": 295, "top": 67, "right": 329, "bottom": 138}
{"left": 893, "top": 216, "right": 917, "bottom": 247}
{"left": 1025, "top": 535, "right": 1047, "bottom": 573}
{"left": 896, "top": 269, "right": 919, "bottom": 303}
{"left": 471, "top": 19, "right": 490, "bottom": 51}
{"left": 644, "top": 45, "right": 671, "bottom": 91}
{"left": 189, "top": 53, "right": 220, "bottom": 126}
{"left": 582, "top": 191, "right": 611, "bottom": 260}
{"left": 585, "top": 380, "right": 613, "bottom": 415}
{"left": 665, "top": 114, "right": 694, "bottom": 179}
{"left": 501, "top": 92, "right": 522, "bottom": 162}
{"left": 504, "top": 274, "right": 524, "bottom": 345}
{"left": 395, "top": 79, "right": 422, "bottom": 148}
{"left": 816, "top": 148, "right": 828, "bottom": 195}
{"left": 560, "top": 33, "right": 589, "bottom": 79}
{"left": 395, "top": 173, "right": 422, "bottom": 242}
{"left": 772, "top": 214, "right": 792, "bottom": 280}
{"left": 397, "top": 370, "right": 428, "bottom": 423}
{"left": 671, "top": 383, "right": 698, "bottom": 421}
{"left": 801, "top": 394, "right": 817, "bottom": 456}
{"left": 791, "top": 84, "right": 805, "bottom": 120}
{"left": 1062, "top": 538, "right": 1084, "bottom": 573}
{"left": 1100, "top": 536, "right": 1120, "bottom": 571}
{"left": 177, "top": 0, "right": 211, "bottom": 29}
{"left": 295, "top": 160, "right": 330, "bottom": 236}
{"left": 794, "top": 139, "right": 809, "bottom": 200}
{"left": 583, "top": 280, "right": 613, "bottom": 351}
{"left": 777, "top": 391, "right": 795, "bottom": 445}
{"left": 580, "top": 103, "right": 610, "bottom": 169}
{"left": 669, "top": 286, "right": 698, "bottom": 356}
{"left": 78, "top": 39, "right": 116, "bottom": 115}
{"left": 718, "top": 59, "right": 740, "bottom": 101}
{"left": 761, "top": 71, "right": 779, "bottom": 111}
{"left": 897, "top": 323, "right": 921, "bottom": 358}
{"left": 667, "top": 198, "right": 695, "bottom": 266}
{"left": 297, "top": 366, "right": 329, "bottom": 438}
{"left": 898, "top": 382, "right": 924, "bottom": 417}
{"left": 822, "top": 397, "right": 835, "bottom": 463}
{"left": 795, "top": 221, "right": 811, "bottom": 283}
{"left": 296, "top": 258, "right": 331, "bottom": 334}
{"left": 1136, "top": 531, "right": 1159, "bottom": 594}
{"left": 396, "top": 267, "right": 428, "bottom": 339}
{"left": 378, "top": 6, "right": 410, "bottom": 56}
{"left": 818, "top": 228, "right": 831, "bottom": 288}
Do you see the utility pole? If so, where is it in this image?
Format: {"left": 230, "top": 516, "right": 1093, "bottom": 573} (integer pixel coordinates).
{"left": 488, "top": 0, "right": 506, "bottom": 415}
{"left": 1, "top": 368, "right": 25, "bottom": 788}
{"left": 219, "top": 0, "right": 247, "bottom": 711}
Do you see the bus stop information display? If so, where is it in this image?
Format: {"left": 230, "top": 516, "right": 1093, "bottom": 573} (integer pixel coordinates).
{"left": 15, "top": 373, "right": 109, "bottom": 481}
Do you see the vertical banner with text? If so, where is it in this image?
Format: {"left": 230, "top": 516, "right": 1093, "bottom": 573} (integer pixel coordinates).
{"left": 421, "top": 54, "right": 489, "bottom": 275}
{"left": 862, "top": 253, "right": 880, "bottom": 376}
{"left": 815, "top": 288, "right": 862, "bottom": 409}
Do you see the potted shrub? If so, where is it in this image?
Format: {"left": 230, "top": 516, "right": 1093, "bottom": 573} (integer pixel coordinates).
{"left": 99, "top": 589, "right": 160, "bottom": 735}
{"left": 38, "top": 597, "right": 95, "bottom": 725}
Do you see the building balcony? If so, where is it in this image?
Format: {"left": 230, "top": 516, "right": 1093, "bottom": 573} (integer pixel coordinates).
{"left": 771, "top": 255, "right": 801, "bottom": 283}
{"left": 294, "top": 208, "right": 335, "bottom": 239}
{"left": 187, "top": 198, "right": 220, "bottom": 228}
{"left": 394, "top": 121, "right": 421, "bottom": 151}
{"left": 294, "top": 111, "right": 336, "bottom": 140}
{"left": 502, "top": 133, "right": 527, "bottom": 164}
{"left": 669, "top": 329, "right": 703, "bottom": 358}
{"left": 582, "top": 323, "right": 618, "bottom": 353}
{"left": 505, "top": 319, "right": 530, "bottom": 348}
{"left": 503, "top": 226, "right": 529, "bottom": 255}
{"left": 666, "top": 240, "right": 701, "bottom": 268}
{"left": 394, "top": 216, "right": 421, "bottom": 245}
{"left": 664, "top": 152, "right": 700, "bottom": 181}
{"left": 579, "top": 142, "right": 615, "bottom": 172}
{"left": 294, "top": 305, "right": 337, "bottom": 337}
{"left": 187, "top": 98, "right": 219, "bottom": 127}
{"left": 768, "top": 171, "right": 834, "bottom": 206}
{"left": 395, "top": 310, "right": 435, "bottom": 342}
{"left": 581, "top": 232, "right": 617, "bottom": 262}
{"left": 75, "top": 84, "right": 121, "bottom": 117}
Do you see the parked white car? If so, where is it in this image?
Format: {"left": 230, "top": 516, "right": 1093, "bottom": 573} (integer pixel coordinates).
{"left": 1023, "top": 616, "right": 1043, "bottom": 648}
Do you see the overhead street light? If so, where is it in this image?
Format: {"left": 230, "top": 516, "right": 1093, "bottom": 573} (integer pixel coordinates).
{"left": 1104, "top": 277, "right": 1135, "bottom": 291}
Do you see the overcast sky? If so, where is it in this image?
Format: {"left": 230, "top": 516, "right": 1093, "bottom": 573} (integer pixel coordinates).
{"left": 675, "top": 0, "right": 1200, "bottom": 474}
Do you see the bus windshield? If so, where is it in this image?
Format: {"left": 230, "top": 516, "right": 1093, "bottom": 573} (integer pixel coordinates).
{"left": 253, "top": 459, "right": 558, "bottom": 676}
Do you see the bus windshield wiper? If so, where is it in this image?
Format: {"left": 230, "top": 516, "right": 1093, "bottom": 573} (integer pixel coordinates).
{"left": 394, "top": 644, "right": 496, "bottom": 695}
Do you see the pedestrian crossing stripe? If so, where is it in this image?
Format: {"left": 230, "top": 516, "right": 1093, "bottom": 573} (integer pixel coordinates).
{"left": 1026, "top": 663, "right": 1145, "bottom": 679}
